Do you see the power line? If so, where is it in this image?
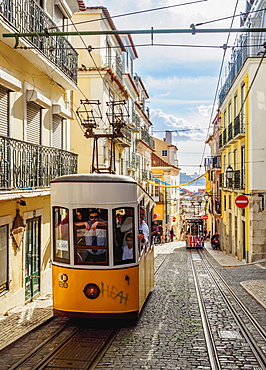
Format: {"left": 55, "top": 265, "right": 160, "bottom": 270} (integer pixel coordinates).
{"left": 197, "top": 0, "right": 240, "bottom": 181}
{"left": 49, "top": 0, "right": 208, "bottom": 30}
{"left": 195, "top": 7, "right": 266, "bottom": 26}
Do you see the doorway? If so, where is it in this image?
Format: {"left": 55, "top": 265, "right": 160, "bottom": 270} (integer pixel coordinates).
{"left": 25, "top": 217, "right": 41, "bottom": 301}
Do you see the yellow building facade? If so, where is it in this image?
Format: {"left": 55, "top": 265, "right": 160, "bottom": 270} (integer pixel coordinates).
{"left": 151, "top": 132, "right": 180, "bottom": 240}
{"left": 0, "top": 0, "right": 83, "bottom": 314}
{"left": 219, "top": 53, "right": 266, "bottom": 262}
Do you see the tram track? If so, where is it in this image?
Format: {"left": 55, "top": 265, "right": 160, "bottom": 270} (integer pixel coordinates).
{"left": 190, "top": 248, "right": 266, "bottom": 369}
{"left": 3, "top": 318, "right": 119, "bottom": 370}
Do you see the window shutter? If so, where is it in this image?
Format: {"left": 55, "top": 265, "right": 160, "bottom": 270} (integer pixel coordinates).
{"left": 27, "top": 101, "right": 41, "bottom": 144}
{"left": 52, "top": 115, "right": 63, "bottom": 149}
{"left": 0, "top": 85, "right": 9, "bottom": 136}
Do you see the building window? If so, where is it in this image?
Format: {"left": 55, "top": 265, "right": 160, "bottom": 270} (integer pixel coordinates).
{"left": 0, "top": 85, "right": 9, "bottom": 137}
{"left": 52, "top": 115, "right": 63, "bottom": 149}
{"left": 224, "top": 195, "right": 226, "bottom": 211}
{"left": 0, "top": 224, "right": 8, "bottom": 294}
{"left": 162, "top": 150, "right": 168, "bottom": 157}
{"left": 27, "top": 101, "right": 42, "bottom": 144}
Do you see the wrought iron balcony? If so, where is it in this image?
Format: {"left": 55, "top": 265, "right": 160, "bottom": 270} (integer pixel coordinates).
{"left": 0, "top": 0, "right": 78, "bottom": 83}
{"left": 228, "top": 122, "right": 233, "bottom": 141}
{"left": 140, "top": 128, "right": 155, "bottom": 149}
{"left": 234, "top": 113, "right": 245, "bottom": 137}
{"left": 0, "top": 136, "right": 78, "bottom": 190}
{"left": 126, "top": 152, "right": 137, "bottom": 169}
{"left": 118, "top": 125, "right": 131, "bottom": 146}
{"left": 105, "top": 55, "right": 123, "bottom": 83}
{"left": 131, "top": 109, "right": 141, "bottom": 130}
{"left": 218, "top": 35, "right": 266, "bottom": 105}
{"left": 204, "top": 156, "right": 221, "bottom": 170}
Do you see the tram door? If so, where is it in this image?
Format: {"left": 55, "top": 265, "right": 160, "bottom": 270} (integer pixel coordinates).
{"left": 25, "top": 217, "right": 41, "bottom": 301}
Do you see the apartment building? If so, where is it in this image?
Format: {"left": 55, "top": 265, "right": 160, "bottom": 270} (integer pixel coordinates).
{"left": 218, "top": 0, "right": 266, "bottom": 262}
{"left": 151, "top": 131, "right": 180, "bottom": 238}
{"left": 0, "top": 0, "right": 84, "bottom": 314}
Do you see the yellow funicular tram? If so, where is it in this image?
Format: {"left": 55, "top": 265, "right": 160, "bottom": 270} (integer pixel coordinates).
{"left": 51, "top": 174, "right": 154, "bottom": 320}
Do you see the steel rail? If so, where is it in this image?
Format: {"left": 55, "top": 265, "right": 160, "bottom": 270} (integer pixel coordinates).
{"left": 8, "top": 318, "right": 80, "bottom": 370}
{"left": 199, "top": 249, "right": 266, "bottom": 369}
{"left": 190, "top": 251, "right": 221, "bottom": 370}
{"left": 202, "top": 250, "right": 266, "bottom": 340}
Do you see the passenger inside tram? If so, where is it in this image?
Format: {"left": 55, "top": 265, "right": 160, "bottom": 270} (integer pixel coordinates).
{"left": 74, "top": 208, "right": 108, "bottom": 263}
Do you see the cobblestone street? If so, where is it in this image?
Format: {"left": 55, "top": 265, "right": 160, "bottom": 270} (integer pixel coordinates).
{"left": 0, "top": 241, "right": 265, "bottom": 369}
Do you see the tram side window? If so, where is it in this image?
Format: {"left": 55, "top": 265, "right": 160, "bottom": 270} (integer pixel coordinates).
{"left": 73, "top": 208, "right": 108, "bottom": 265}
{"left": 113, "top": 208, "right": 135, "bottom": 265}
{"left": 53, "top": 207, "right": 70, "bottom": 263}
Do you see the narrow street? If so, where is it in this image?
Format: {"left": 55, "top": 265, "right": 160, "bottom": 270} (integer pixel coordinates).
{"left": 1, "top": 241, "right": 265, "bottom": 369}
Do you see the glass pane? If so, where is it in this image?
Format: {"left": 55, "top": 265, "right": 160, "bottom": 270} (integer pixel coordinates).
{"left": 53, "top": 207, "right": 70, "bottom": 263}
{"left": 113, "top": 208, "right": 135, "bottom": 265}
{"left": 73, "top": 208, "right": 108, "bottom": 265}
{"left": 0, "top": 225, "right": 8, "bottom": 292}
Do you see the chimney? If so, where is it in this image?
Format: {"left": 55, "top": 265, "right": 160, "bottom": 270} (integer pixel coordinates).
{"left": 165, "top": 130, "right": 172, "bottom": 144}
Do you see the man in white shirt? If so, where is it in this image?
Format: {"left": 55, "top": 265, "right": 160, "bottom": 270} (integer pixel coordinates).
{"left": 138, "top": 207, "right": 149, "bottom": 249}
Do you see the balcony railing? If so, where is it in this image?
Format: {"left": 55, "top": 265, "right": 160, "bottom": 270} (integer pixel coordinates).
{"left": 131, "top": 109, "right": 141, "bottom": 130}
{"left": 220, "top": 113, "right": 246, "bottom": 148}
{"left": 0, "top": 136, "right": 77, "bottom": 190}
{"left": 204, "top": 156, "right": 221, "bottom": 170}
{"left": 234, "top": 113, "right": 245, "bottom": 136}
{"left": 218, "top": 35, "right": 266, "bottom": 105}
{"left": 140, "top": 128, "right": 155, "bottom": 149}
{"left": 219, "top": 170, "right": 245, "bottom": 190}
{"left": 105, "top": 55, "right": 123, "bottom": 83}
{"left": 0, "top": 0, "right": 78, "bottom": 83}
{"left": 228, "top": 122, "right": 233, "bottom": 141}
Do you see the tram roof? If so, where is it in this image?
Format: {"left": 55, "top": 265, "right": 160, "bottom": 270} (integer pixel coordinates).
{"left": 50, "top": 173, "right": 138, "bottom": 185}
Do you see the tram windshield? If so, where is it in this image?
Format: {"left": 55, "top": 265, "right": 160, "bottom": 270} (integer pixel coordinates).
{"left": 73, "top": 208, "right": 108, "bottom": 265}
{"left": 113, "top": 207, "right": 135, "bottom": 265}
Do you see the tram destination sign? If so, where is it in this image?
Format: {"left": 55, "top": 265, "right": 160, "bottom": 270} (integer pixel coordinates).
{"left": 235, "top": 195, "right": 249, "bottom": 208}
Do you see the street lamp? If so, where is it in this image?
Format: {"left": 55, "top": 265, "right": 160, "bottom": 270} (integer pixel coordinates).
{"left": 225, "top": 165, "right": 234, "bottom": 180}
{"left": 204, "top": 192, "right": 210, "bottom": 202}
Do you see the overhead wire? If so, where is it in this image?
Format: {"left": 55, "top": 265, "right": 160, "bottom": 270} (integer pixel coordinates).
{"left": 196, "top": 0, "right": 240, "bottom": 183}
{"left": 49, "top": 1, "right": 208, "bottom": 30}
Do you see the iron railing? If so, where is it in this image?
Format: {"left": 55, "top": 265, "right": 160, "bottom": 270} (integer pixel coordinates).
{"left": 0, "top": 0, "right": 78, "bottom": 83}
{"left": 140, "top": 128, "right": 155, "bottom": 149}
{"left": 132, "top": 109, "right": 141, "bottom": 130}
{"left": 234, "top": 113, "right": 245, "bottom": 136}
{"left": 120, "top": 125, "right": 131, "bottom": 144}
{"left": 220, "top": 113, "right": 246, "bottom": 148}
{"left": 105, "top": 55, "right": 123, "bottom": 83}
{"left": 0, "top": 136, "right": 78, "bottom": 190}
{"left": 204, "top": 156, "right": 221, "bottom": 170}
{"left": 218, "top": 35, "right": 266, "bottom": 105}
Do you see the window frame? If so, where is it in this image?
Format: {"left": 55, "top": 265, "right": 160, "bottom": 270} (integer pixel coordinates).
{"left": 113, "top": 207, "right": 135, "bottom": 266}
{"left": 53, "top": 207, "right": 70, "bottom": 264}
{"left": 73, "top": 207, "right": 109, "bottom": 266}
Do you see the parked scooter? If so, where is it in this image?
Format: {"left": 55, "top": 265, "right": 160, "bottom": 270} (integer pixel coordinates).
{"left": 211, "top": 233, "right": 220, "bottom": 249}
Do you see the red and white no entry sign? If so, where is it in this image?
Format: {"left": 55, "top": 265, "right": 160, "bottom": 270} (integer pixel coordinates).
{"left": 235, "top": 194, "right": 249, "bottom": 208}
{"left": 201, "top": 215, "right": 208, "bottom": 220}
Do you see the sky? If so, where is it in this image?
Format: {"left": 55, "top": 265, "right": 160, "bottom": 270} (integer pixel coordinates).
{"left": 84, "top": 0, "right": 244, "bottom": 174}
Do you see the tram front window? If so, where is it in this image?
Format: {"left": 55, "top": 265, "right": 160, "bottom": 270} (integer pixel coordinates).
{"left": 53, "top": 207, "right": 70, "bottom": 263}
{"left": 73, "top": 208, "right": 108, "bottom": 265}
{"left": 113, "top": 207, "right": 135, "bottom": 265}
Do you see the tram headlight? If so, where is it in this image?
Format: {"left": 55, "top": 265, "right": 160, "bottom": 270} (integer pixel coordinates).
{"left": 83, "top": 283, "right": 100, "bottom": 299}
